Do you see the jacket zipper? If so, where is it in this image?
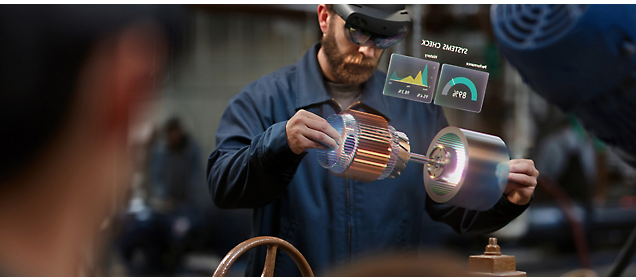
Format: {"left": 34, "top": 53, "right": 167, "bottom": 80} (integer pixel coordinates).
{"left": 346, "top": 174, "right": 352, "bottom": 261}
{"left": 347, "top": 102, "right": 359, "bottom": 260}
{"left": 330, "top": 98, "right": 359, "bottom": 261}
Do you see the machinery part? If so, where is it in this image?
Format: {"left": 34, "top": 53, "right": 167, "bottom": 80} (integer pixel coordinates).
{"left": 212, "top": 236, "right": 314, "bottom": 277}
{"left": 424, "top": 126, "right": 510, "bottom": 211}
{"left": 318, "top": 111, "right": 511, "bottom": 211}
{"left": 491, "top": 4, "right": 636, "bottom": 274}
{"left": 318, "top": 111, "right": 511, "bottom": 210}
{"left": 317, "top": 110, "right": 410, "bottom": 182}
{"left": 333, "top": 4, "right": 410, "bottom": 37}
{"left": 491, "top": 4, "right": 636, "bottom": 162}
{"left": 426, "top": 145, "right": 450, "bottom": 179}
{"left": 468, "top": 237, "right": 526, "bottom": 276}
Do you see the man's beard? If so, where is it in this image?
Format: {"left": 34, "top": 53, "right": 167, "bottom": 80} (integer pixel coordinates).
{"left": 322, "top": 29, "right": 379, "bottom": 85}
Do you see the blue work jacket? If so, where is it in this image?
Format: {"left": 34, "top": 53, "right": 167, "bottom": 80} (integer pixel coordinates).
{"left": 207, "top": 42, "right": 529, "bottom": 276}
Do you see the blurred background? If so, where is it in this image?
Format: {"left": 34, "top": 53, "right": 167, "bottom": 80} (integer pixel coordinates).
{"left": 92, "top": 4, "right": 636, "bottom": 277}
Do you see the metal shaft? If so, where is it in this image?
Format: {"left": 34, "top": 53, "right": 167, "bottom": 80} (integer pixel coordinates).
{"left": 409, "top": 152, "right": 446, "bottom": 166}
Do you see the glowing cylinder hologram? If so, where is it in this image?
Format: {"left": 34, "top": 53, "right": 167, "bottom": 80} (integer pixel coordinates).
{"left": 424, "top": 126, "right": 510, "bottom": 211}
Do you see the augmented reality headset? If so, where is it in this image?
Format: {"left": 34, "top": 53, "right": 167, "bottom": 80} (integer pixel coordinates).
{"left": 333, "top": 4, "right": 411, "bottom": 49}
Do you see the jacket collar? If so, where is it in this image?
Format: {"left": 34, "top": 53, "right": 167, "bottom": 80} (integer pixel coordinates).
{"left": 294, "top": 42, "right": 393, "bottom": 121}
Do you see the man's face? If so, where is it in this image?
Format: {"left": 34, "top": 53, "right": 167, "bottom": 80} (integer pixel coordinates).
{"left": 322, "top": 13, "right": 383, "bottom": 85}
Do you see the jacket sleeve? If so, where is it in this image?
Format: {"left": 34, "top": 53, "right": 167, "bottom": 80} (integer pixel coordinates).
{"left": 426, "top": 195, "right": 530, "bottom": 235}
{"left": 424, "top": 104, "right": 530, "bottom": 234}
{"left": 206, "top": 82, "right": 307, "bottom": 209}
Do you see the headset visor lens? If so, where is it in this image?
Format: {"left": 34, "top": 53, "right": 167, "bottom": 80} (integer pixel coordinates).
{"left": 345, "top": 24, "right": 373, "bottom": 46}
{"left": 344, "top": 24, "right": 406, "bottom": 49}
{"left": 373, "top": 32, "right": 406, "bottom": 49}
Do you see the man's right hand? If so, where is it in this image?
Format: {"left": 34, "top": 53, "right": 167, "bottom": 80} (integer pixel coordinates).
{"left": 286, "top": 109, "right": 342, "bottom": 154}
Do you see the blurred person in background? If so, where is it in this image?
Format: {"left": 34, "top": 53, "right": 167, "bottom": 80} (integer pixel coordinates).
{"left": 0, "top": 5, "right": 182, "bottom": 276}
{"left": 207, "top": 4, "right": 538, "bottom": 276}
{"left": 149, "top": 117, "right": 203, "bottom": 211}
{"left": 118, "top": 116, "right": 208, "bottom": 276}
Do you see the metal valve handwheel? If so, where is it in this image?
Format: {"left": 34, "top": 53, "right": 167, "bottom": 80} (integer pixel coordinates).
{"left": 212, "top": 236, "right": 314, "bottom": 277}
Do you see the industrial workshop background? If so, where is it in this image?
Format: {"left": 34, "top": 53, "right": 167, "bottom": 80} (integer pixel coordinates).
{"left": 100, "top": 4, "right": 636, "bottom": 277}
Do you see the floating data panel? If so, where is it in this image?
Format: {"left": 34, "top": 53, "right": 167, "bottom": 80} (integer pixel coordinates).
{"left": 434, "top": 64, "right": 489, "bottom": 113}
{"left": 383, "top": 53, "right": 440, "bottom": 103}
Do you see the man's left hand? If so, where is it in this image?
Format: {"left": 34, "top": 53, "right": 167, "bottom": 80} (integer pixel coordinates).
{"left": 505, "top": 159, "right": 539, "bottom": 205}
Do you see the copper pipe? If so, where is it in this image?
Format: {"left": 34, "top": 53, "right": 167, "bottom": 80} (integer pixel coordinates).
{"left": 262, "top": 244, "right": 278, "bottom": 277}
{"left": 212, "top": 236, "right": 314, "bottom": 277}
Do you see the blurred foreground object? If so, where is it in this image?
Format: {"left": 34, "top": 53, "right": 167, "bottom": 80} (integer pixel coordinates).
{"left": 328, "top": 251, "right": 469, "bottom": 277}
{"left": 468, "top": 237, "right": 526, "bottom": 276}
{"left": 561, "top": 268, "right": 598, "bottom": 277}
{"left": 491, "top": 4, "right": 636, "bottom": 166}
{"left": 0, "top": 4, "right": 183, "bottom": 276}
{"left": 213, "top": 236, "right": 313, "bottom": 277}
{"left": 318, "top": 110, "right": 510, "bottom": 211}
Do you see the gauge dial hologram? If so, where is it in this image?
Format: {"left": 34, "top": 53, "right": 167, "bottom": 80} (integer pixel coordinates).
{"left": 434, "top": 64, "right": 489, "bottom": 113}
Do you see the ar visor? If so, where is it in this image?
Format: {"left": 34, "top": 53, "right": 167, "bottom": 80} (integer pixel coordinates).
{"left": 344, "top": 23, "right": 406, "bottom": 49}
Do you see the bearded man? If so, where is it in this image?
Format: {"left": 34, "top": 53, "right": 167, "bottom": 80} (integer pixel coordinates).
{"left": 207, "top": 4, "right": 538, "bottom": 276}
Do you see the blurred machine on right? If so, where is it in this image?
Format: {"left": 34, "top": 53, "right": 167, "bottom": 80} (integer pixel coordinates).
{"left": 491, "top": 4, "right": 636, "bottom": 167}
{"left": 491, "top": 4, "right": 636, "bottom": 276}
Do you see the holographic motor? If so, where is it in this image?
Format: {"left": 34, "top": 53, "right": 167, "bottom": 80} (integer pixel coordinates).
{"left": 317, "top": 110, "right": 510, "bottom": 211}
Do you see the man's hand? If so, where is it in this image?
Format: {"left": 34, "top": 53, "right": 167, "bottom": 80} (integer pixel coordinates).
{"left": 505, "top": 159, "right": 539, "bottom": 205}
{"left": 286, "top": 109, "right": 342, "bottom": 155}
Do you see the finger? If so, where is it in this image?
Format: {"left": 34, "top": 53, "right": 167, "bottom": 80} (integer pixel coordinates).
{"left": 303, "top": 118, "right": 342, "bottom": 146}
{"left": 504, "top": 186, "right": 533, "bottom": 205}
{"left": 300, "top": 134, "right": 335, "bottom": 151}
{"left": 504, "top": 180, "right": 535, "bottom": 193}
{"left": 509, "top": 159, "right": 538, "bottom": 176}
{"left": 297, "top": 109, "right": 326, "bottom": 121}
{"left": 294, "top": 110, "right": 342, "bottom": 145}
{"left": 290, "top": 133, "right": 327, "bottom": 152}
{"left": 296, "top": 110, "right": 341, "bottom": 138}
{"left": 300, "top": 125, "right": 339, "bottom": 150}
{"left": 287, "top": 125, "right": 333, "bottom": 153}
{"left": 296, "top": 109, "right": 332, "bottom": 124}
{"left": 508, "top": 172, "right": 537, "bottom": 187}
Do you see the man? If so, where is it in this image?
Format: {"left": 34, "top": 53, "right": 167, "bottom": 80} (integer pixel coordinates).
{"left": 0, "top": 5, "right": 181, "bottom": 276}
{"left": 118, "top": 117, "right": 204, "bottom": 276}
{"left": 207, "top": 4, "right": 538, "bottom": 276}
{"left": 150, "top": 117, "right": 203, "bottom": 210}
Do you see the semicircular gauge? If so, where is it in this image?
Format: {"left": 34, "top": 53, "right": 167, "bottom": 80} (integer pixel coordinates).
{"left": 441, "top": 76, "right": 478, "bottom": 101}
{"left": 434, "top": 64, "right": 489, "bottom": 113}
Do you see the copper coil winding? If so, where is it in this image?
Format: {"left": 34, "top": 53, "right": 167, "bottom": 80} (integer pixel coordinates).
{"left": 330, "top": 110, "right": 405, "bottom": 182}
